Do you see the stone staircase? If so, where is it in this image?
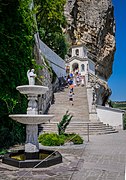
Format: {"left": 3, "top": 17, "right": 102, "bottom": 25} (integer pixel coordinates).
{"left": 40, "top": 86, "right": 117, "bottom": 135}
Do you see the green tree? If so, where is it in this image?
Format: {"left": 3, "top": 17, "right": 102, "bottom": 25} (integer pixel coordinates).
{"left": 34, "top": 0, "right": 68, "bottom": 59}
{"left": 0, "top": 0, "right": 35, "bottom": 149}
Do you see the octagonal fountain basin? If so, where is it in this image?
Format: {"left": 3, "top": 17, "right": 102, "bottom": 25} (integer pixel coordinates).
{"left": 2, "top": 149, "right": 62, "bottom": 168}
{"left": 16, "top": 85, "right": 48, "bottom": 95}
{"left": 9, "top": 114, "right": 54, "bottom": 124}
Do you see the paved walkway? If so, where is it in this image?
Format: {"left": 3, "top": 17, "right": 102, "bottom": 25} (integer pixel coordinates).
{"left": 0, "top": 130, "right": 126, "bottom": 180}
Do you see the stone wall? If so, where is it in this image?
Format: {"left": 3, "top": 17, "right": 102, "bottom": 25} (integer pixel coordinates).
{"left": 38, "top": 36, "right": 66, "bottom": 78}
{"left": 34, "top": 34, "right": 54, "bottom": 114}
{"left": 64, "top": 0, "right": 116, "bottom": 80}
{"left": 34, "top": 34, "right": 63, "bottom": 114}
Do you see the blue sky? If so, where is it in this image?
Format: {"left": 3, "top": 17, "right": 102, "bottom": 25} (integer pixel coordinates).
{"left": 108, "top": 0, "right": 126, "bottom": 101}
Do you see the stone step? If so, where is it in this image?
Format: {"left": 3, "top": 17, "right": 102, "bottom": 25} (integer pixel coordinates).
{"left": 41, "top": 129, "right": 117, "bottom": 135}
{"left": 49, "top": 108, "right": 89, "bottom": 111}
{"left": 43, "top": 124, "right": 114, "bottom": 129}
{"left": 42, "top": 86, "right": 117, "bottom": 135}
{"left": 41, "top": 121, "right": 117, "bottom": 135}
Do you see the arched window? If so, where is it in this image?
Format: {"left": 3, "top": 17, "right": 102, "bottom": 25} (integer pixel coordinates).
{"left": 81, "top": 64, "right": 85, "bottom": 72}
{"left": 75, "top": 49, "right": 79, "bottom": 56}
{"left": 72, "top": 63, "right": 79, "bottom": 73}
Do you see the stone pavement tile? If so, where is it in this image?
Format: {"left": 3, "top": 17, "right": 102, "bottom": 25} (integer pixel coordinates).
{"left": 71, "top": 169, "right": 123, "bottom": 180}
{"left": 0, "top": 173, "right": 11, "bottom": 180}
{"left": 0, "top": 151, "right": 79, "bottom": 179}
{"left": 16, "top": 170, "right": 33, "bottom": 177}
{"left": 0, "top": 131, "right": 126, "bottom": 180}
{"left": 71, "top": 131, "right": 126, "bottom": 180}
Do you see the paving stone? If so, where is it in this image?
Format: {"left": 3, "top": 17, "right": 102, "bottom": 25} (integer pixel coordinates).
{"left": 0, "top": 131, "right": 126, "bottom": 180}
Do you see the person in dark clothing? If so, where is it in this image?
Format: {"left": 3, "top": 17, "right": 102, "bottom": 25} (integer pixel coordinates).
{"left": 69, "top": 91, "right": 74, "bottom": 106}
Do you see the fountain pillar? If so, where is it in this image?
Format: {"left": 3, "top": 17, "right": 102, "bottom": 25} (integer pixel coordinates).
{"left": 25, "top": 93, "right": 39, "bottom": 159}
{"left": 25, "top": 124, "right": 39, "bottom": 159}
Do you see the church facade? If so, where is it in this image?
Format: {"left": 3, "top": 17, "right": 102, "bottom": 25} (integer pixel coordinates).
{"left": 65, "top": 43, "right": 112, "bottom": 121}
{"left": 65, "top": 44, "right": 95, "bottom": 78}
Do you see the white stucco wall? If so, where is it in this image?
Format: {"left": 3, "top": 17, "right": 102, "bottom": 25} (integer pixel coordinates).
{"left": 35, "top": 34, "right": 66, "bottom": 78}
{"left": 86, "top": 86, "right": 93, "bottom": 112}
{"left": 97, "top": 105, "right": 125, "bottom": 129}
{"left": 72, "top": 46, "right": 87, "bottom": 58}
{"left": 70, "top": 59, "right": 88, "bottom": 74}
{"left": 69, "top": 58, "right": 95, "bottom": 77}
{"left": 88, "top": 60, "right": 95, "bottom": 75}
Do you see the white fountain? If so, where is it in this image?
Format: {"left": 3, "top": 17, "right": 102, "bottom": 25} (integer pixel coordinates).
{"left": 2, "top": 69, "right": 62, "bottom": 168}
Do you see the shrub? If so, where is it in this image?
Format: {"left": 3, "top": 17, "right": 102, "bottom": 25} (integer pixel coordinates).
{"left": 38, "top": 133, "right": 65, "bottom": 146}
{"left": 0, "top": 127, "right": 14, "bottom": 149}
{"left": 63, "top": 133, "right": 83, "bottom": 144}
{"left": 38, "top": 133, "right": 83, "bottom": 146}
{"left": 0, "top": 149, "right": 8, "bottom": 155}
{"left": 70, "top": 134, "right": 83, "bottom": 144}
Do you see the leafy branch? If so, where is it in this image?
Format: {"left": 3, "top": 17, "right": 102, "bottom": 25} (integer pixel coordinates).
{"left": 57, "top": 110, "right": 73, "bottom": 135}
{"left": 0, "top": 95, "right": 18, "bottom": 114}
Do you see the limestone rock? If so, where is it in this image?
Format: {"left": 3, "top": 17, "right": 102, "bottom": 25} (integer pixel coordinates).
{"left": 64, "top": 0, "right": 116, "bottom": 80}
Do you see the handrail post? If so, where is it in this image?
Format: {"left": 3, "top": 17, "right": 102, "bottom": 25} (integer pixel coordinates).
{"left": 87, "top": 123, "right": 89, "bottom": 142}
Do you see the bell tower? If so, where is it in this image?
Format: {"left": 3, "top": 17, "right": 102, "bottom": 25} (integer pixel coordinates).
{"left": 71, "top": 44, "right": 88, "bottom": 59}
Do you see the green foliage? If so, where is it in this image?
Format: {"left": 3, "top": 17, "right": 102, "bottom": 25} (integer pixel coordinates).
{"left": 123, "top": 113, "right": 126, "bottom": 130}
{"left": 0, "top": 126, "right": 14, "bottom": 149}
{"left": 32, "top": 56, "right": 57, "bottom": 84}
{"left": 32, "top": 59, "right": 44, "bottom": 71}
{"left": 0, "top": 0, "right": 35, "bottom": 149}
{"left": 0, "top": 0, "right": 69, "bottom": 150}
{"left": 43, "top": 57, "right": 57, "bottom": 83}
{"left": 67, "top": 133, "right": 84, "bottom": 144}
{"left": 57, "top": 111, "right": 73, "bottom": 135}
{"left": 110, "top": 101, "right": 126, "bottom": 130}
{"left": 0, "top": 100, "right": 26, "bottom": 149}
{"left": 0, "top": 95, "right": 18, "bottom": 114}
{"left": 38, "top": 133, "right": 83, "bottom": 146}
{"left": 0, "top": 149, "right": 8, "bottom": 155}
{"left": 111, "top": 101, "right": 126, "bottom": 110}
{"left": 114, "top": 103, "right": 126, "bottom": 110}
{"left": 38, "top": 133, "right": 65, "bottom": 146}
{"left": 35, "top": 0, "right": 68, "bottom": 59}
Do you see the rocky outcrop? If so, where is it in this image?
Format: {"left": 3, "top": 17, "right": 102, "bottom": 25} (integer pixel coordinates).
{"left": 64, "top": 0, "right": 116, "bottom": 80}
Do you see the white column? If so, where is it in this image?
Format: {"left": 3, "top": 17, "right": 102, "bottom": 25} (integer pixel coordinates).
{"left": 86, "top": 83, "right": 98, "bottom": 122}
{"left": 25, "top": 124, "right": 39, "bottom": 153}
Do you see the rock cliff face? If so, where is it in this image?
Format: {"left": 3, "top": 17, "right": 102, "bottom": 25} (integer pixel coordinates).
{"left": 64, "top": 0, "right": 116, "bottom": 80}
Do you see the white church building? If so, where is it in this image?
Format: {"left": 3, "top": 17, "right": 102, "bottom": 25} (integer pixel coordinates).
{"left": 65, "top": 44, "right": 95, "bottom": 80}
{"left": 65, "top": 43, "right": 124, "bottom": 130}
